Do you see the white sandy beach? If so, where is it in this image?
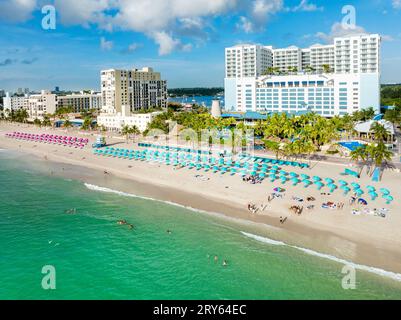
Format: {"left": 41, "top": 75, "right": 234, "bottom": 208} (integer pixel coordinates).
{"left": 1, "top": 122, "right": 401, "bottom": 275}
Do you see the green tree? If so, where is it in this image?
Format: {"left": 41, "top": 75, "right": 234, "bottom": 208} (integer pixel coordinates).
{"left": 81, "top": 117, "right": 92, "bottom": 131}
{"left": 42, "top": 114, "right": 52, "bottom": 127}
{"left": 384, "top": 108, "right": 400, "bottom": 134}
{"left": 304, "top": 65, "right": 316, "bottom": 74}
{"left": 33, "top": 118, "right": 42, "bottom": 127}
{"left": 13, "top": 109, "right": 29, "bottom": 123}
{"left": 55, "top": 106, "right": 74, "bottom": 117}
{"left": 370, "top": 122, "right": 389, "bottom": 142}
{"left": 63, "top": 119, "right": 73, "bottom": 129}
{"left": 350, "top": 146, "right": 368, "bottom": 175}
{"left": 131, "top": 125, "right": 141, "bottom": 142}
{"left": 322, "top": 64, "right": 333, "bottom": 73}
{"left": 122, "top": 125, "right": 140, "bottom": 143}
{"left": 263, "top": 66, "right": 281, "bottom": 76}
{"left": 263, "top": 140, "right": 282, "bottom": 159}
{"left": 367, "top": 142, "right": 393, "bottom": 174}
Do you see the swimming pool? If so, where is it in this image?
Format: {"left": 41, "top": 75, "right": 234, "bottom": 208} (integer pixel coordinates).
{"left": 338, "top": 141, "right": 366, "bottom": 151}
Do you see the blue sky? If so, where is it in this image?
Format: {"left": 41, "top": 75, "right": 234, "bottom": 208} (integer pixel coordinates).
{"left": 0, "top": 0, "right": 401, "bottom": 92}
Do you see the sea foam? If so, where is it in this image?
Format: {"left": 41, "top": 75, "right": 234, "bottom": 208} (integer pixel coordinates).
{"left": 84, "top": 183, "right": 401, "bottom": 283}
{"left": 241, "top": 231, "right": 401, "bottom": 282}
{"left": 84, "top": 183, "right": 208, "bottom": 213}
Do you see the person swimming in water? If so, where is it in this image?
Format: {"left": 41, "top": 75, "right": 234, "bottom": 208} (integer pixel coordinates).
{"left": 223, "top": 260, "right": 228, "bottom": 267}
{"left": 65, "top": 208, "right": 76, "bottom": 214}
{"left": 117, "top": 220, "right": 127, "bottom": 225}
{"left": 214, "top": 255, "right": 218, "bottom": 262}
{"left": 167, "top": 229, "right": 172, "bottom": 234}
{"left": 128, "top": 224, "right": 134, "bottom": 230}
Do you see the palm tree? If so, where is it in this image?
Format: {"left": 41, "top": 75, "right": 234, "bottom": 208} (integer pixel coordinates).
{"left": 360, "top": 107, "right": 376, "bottom": 121}
{"left": 263, "top": 66, "right": 275, "bottom": 75}
{"left": 368, "top": 142, "right": 393, "bottom": 175}
{"left": 42, "top": 114, "right": 51, "bottom": 127}
{"left": 33, "top": 118, "right": 42, "bottom": 127}
{"left": 98, "top": 125, "right": 107, "bottom": 134}
{"left": 288, "top": 66, "right": 298, "bottom": 74}
{"left": 121, "top": 125, "right": 133, "bottom": 143}
{"left": 384, "top": 109, "right": 400, "bottom": 136}
{"left": 263, "top": 66, "right": 281, "bottom": 76}
{"left": 264, "top": 140, "right": 281, "bottom": 159}
{"left": 63, "top": 119, "right": 73, "bottom": 130}
{"left": 350, "top": 146, "right": 368, "bottom": 176}
{"left": 370, "top": 122, "right": 389, "bottom": 142}
{"left": 131, "top": 125, "right": 140, "bottom": 142}
{"left": 81, "top": 117, "right": 92, "bottom": 131}
{"left": 304, "top": 65, "right": 316, "bottom": 74}
{"left": 322, "top": 64, "right": 332, "bottom": 74}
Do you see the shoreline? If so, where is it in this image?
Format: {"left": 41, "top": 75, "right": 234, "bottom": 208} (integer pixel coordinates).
{"left": 1, "top": 123, "right": 401, "bottom": 278}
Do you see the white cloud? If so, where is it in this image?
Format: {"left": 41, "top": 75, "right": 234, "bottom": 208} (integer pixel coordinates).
{"left": 181, "top": 43, "right": 193, "bottom": 52}
{"left": 100, "top": 37, "right": 113, "bottom": 51}
{"left": 111, "top": 0, "right": 237, "bottom": 32}
{"left": 0, "top": 0, "right": 37, "bottom": 22}
{"left": 150, "top": 31, "right": 192, "bottom": 55}
{"left": 382, "top": 35, "right": 394, "bottom": 42}
{"left": 393, "top": 0, "right": 401, "bottom": 9}
{"left": 310, "top": 22, "right": 394, "bottom": 44}
{"left": 151, "top": 32, "right": 179, "bottom": 55}
{"left": 237, "top": 16, "right": 254, "bottom": 33}
{"left": 1, "top": 0, "right": 288, "bottom": 55}
{"left": 236, "top": 0, "right": 283, "bottom": 33}
{"left": 290, "top": 0, "right": 323, "bottom": 12}
{"left": 127, "top": 43, "right": 142, "bottom": 52}
{"left": 120, "top": 42, "right": 144, "bottom": 54}
{"left": 250, "top": 0, "right": 283, "bottom": 30}
{"left": 54, "top": 0, "right": 114, "bottom": 30}
{"left": 315, "top": 22, "right": 368, "bottom": 43}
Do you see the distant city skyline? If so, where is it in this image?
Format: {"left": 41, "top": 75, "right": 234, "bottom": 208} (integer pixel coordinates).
{"left": 1, "top": 0, "right": 401, "bottom": 91}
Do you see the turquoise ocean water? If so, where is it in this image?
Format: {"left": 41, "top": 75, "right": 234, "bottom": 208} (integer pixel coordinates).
{"left": 1, "top": 149, "right": 401, "bottom": 300}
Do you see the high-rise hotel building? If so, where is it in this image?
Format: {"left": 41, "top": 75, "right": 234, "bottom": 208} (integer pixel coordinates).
{"left": 98, "top": 67, "right": 167, "bottom": 132}
{"left": 101, "top": 67, "right": 167, "bottom": 114}
{"left": 224, "top": 34, "right": 381, "bottom": 117}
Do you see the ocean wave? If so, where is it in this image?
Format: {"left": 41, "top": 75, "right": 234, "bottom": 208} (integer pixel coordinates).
{"left": 241, "top": 231, "right": 286, "bottom": 246}
{"left": 84, "top": 183, "right": 207, "bottom": 213}
{"left": 241, "top": 232, "right": 401, "bottom": 282}
{"left": 83, "top": 183, "right": 401, "bottom": 283}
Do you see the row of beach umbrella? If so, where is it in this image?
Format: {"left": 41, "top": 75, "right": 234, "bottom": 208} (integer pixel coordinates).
{"left": 94, "top": 146, "right": 394, "bottom": 204}
{"left": 5, "top": 132, "right": 88, "bottom": 149}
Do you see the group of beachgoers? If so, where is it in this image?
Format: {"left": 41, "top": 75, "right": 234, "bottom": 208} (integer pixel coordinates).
{"left": 247, "top": 202, "right": 269, "bottom": 214}
{"left": 117, "top": 220, "right": 135, "bottom": 230}
{"left": 208, "top": 254, "right": 229, "bottom": 267}
{"left": 321, "top": 201, "right": 345, "bottom": 210}
{"left": 290, "top": 205, "right": 304, "bottom": 215}
{"left": 352, "top": 207, "right": 388, "bottom": 218}
{"left": 349, "top": 196, "right": 389, "bottom": 218}
{"left": 242, "top": 175, "right": 263, "bottom": 184}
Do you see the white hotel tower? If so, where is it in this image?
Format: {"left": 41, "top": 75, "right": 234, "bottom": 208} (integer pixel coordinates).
{"left": 224, "top": 34, "right": 381, "bottom": 117}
